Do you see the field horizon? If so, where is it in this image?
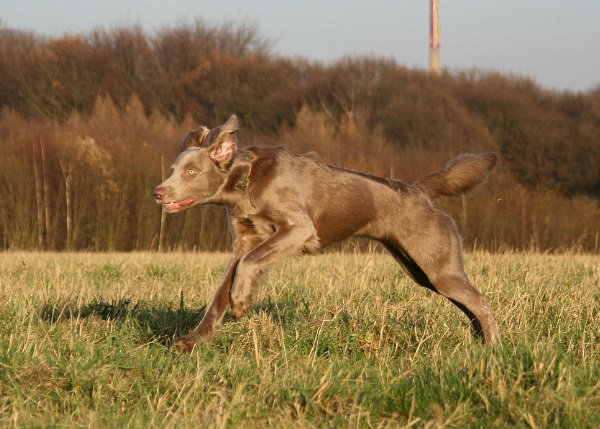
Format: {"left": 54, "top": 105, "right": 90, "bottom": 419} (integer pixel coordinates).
{"left": 0, "top": 250, "right": 598, "bottom": 427}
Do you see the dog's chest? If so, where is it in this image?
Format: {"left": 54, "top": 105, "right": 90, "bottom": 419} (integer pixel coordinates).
{"left": 244, "top": 215, "right": 277, "bottom": 241}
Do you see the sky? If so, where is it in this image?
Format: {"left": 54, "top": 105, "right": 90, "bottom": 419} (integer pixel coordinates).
{"left": 2, "top": 0, "right": 599, "bottom": 93}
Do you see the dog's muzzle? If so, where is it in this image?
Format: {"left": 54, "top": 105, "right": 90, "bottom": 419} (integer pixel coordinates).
{"left": 153, "top": 186, "right": 167, "bottom": 202}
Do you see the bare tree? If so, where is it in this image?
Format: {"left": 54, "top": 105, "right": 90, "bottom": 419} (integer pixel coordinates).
{"left": 32, "top": 139, "right": 46, "bottom": 248}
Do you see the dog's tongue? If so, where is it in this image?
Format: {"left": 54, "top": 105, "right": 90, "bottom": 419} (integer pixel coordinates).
{"left": 165, "top": 198, "right": 195, "bottom": 211}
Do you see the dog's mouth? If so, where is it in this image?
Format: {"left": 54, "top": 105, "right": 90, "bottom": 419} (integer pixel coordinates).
{"left": 163, "top": 198, "right": 196, "bottom": 212}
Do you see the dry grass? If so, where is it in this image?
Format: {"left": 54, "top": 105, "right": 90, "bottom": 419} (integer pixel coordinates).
{"left": 0, "top": 251, "right": 598, "bottom": 428}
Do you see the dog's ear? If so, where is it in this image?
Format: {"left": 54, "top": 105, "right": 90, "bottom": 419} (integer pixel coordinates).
{"left": 208, "top": 116, "right": 239, "bottom": 170}
{"left": 221, "top": 115, "right": 240, "bottom": 134}
{"left": 180, "top": 125, "right": 210, "bottom": 152}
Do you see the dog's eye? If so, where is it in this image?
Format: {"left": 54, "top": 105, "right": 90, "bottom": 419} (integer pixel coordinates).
{"left": 187, "top": 168, "right": 195, "bottom": 175}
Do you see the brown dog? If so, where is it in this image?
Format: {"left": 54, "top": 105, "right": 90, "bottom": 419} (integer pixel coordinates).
{"left": 153, "top": 115, "right": 500, "bottom": 352}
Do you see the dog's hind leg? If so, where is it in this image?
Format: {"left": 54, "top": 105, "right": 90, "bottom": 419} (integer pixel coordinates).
{"left": 428, "top": 272, "right": 499, "bottom": 344}
{"left": 383, "top": 241, "right": 499, "bottom": 344}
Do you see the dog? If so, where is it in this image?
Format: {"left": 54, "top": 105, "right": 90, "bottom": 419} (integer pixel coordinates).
{"left": 153, "top": 115, "right": 500, "bottom": 352}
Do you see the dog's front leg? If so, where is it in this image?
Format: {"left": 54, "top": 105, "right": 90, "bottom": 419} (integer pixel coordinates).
{"left": 174, "top": 216, "right": 261, "bottom": 352}
{"left": 230, "top": 222, "right": 318, "bottom": 319}
{"left": 174, "top": 257, "right": 239, "bottom": 352}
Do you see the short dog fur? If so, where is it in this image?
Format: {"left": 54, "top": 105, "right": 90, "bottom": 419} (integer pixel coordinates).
{"left": 154, "top": 115, "right": 500, "bottom": 352}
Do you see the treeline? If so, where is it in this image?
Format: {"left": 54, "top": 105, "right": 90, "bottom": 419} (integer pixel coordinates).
{"left": 0, "top": 21, "right": 598, "bottom": 252}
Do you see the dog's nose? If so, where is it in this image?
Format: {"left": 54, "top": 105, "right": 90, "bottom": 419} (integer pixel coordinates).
{"left": 153, "top": 186, "right": 167, "bottom": 201}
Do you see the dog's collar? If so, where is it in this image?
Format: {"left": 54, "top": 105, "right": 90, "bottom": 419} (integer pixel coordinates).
{"left": 235, "top": 153, "right": 252, "bottom": 193}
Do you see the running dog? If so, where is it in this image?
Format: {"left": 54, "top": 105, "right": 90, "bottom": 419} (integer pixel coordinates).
{"left": 153, "top": 115, "right": 500, "bottom": 352}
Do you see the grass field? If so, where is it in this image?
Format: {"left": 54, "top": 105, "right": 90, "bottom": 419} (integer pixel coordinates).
{"left": 0, "top": 251, "right": 598, "bottom": 428}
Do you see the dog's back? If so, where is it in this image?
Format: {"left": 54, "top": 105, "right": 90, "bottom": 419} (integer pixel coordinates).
{"left": 243, "top": 148, "right": 497, "bottom": 249}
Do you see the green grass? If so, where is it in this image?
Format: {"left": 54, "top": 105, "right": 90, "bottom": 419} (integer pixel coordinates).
{"left": 0, "top": 251, "right": 598, "bottom": 428}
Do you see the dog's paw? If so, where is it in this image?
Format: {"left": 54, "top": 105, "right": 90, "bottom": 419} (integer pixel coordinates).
{"left": 173, "top": 335, "right": 198, "bottom": 353}
{"left": 230, "top": 301, "right": 252, "bottom": 320}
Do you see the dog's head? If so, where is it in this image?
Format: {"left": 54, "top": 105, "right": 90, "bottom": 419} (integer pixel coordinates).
{"left": 153, "top": 115, "right": 240, "bottom": 212}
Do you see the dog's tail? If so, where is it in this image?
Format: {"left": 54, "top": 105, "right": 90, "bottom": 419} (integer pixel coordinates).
{"left": 412, "top": 152, "right": 497, "bottom": 199}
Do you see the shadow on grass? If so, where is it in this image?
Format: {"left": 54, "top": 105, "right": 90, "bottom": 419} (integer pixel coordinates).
{"left": 38, "top": 295, "right": 426, "bottom": 354}
{"left": 38, "top": 297, "right": 207, "bottom": 346}
{"left": 37, "top": 296, "right": 289, "bottom": 348}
